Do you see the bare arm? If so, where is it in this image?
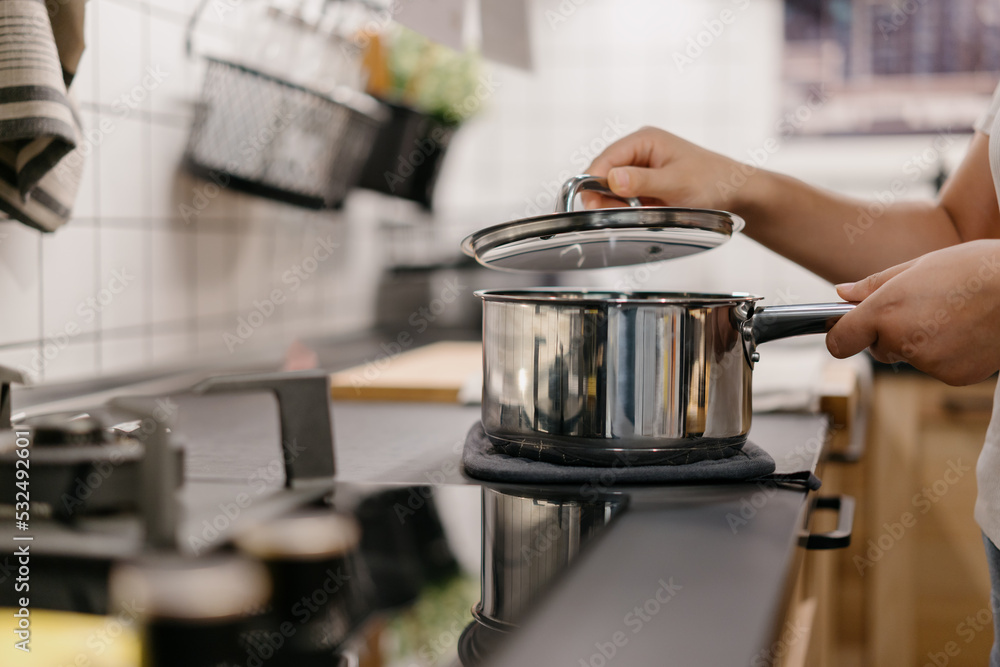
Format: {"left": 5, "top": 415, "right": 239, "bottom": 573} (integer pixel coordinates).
{"left": 585, "top": 129, "right": 1000, "bottom": 284}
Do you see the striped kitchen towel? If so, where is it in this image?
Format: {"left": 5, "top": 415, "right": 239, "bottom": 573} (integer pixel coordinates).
{"left": 0, "top": 0, "right": 87, "bottom": 233}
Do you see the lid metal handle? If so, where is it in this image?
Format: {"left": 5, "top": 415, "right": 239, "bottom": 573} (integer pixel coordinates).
{"left": 556, "top": 175, "right": 642, "bottom": 213}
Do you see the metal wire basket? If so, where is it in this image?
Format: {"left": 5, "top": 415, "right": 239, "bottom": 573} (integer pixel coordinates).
{"left": 185, "top": 56, "right": 386, "bottom": 209}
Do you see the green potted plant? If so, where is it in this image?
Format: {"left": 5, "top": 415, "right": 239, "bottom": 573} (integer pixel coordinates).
{"left": 359, "top": 26, "right": 487, "bottom": 208}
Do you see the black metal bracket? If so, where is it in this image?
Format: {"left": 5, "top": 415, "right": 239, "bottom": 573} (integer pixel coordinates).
{"left": 107, "top": 396, "right": 180, "bottom": 552}
{"left": 191, "top": 370, "right": 336, "bottom": 488}
{"left": 0, "top": 365, "right": 27, "bottom": 429}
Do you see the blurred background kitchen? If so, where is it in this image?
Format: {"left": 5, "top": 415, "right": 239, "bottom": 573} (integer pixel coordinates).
{"left": 1, "top": 2, "right": 1000, "bottom": 665}
{"left": 1, "top": 0, "right": 992, "bottom": 383}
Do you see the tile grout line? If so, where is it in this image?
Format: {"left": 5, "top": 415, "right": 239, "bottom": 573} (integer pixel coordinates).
{"left": 78, "top": 100, "right": 195, "bottom": 127}
{"left": 143, "top": 1, "right": 154, "bottom": 365}
{"left": 93, "top": 0, "right": 102, "bottom": 376}
{"left": 36, "top": 231, "right": 43, "bottom": 382}
{"left": 189, "top": 210, "right": 198, "bottom": 355}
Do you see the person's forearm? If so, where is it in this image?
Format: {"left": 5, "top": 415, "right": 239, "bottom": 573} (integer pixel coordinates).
{"left": 585, "top": 128, "right": 996, "bottom": 282}
{"left": 733, "top": 170, "right": 961, "bottom": 284}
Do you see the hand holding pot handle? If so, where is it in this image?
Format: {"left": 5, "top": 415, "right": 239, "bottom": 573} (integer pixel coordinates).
{"left": 748, "top": 303, "right": 856, "bottom": 347}
{"left": 556, "top": 175, "right": 642, "bottom": 213}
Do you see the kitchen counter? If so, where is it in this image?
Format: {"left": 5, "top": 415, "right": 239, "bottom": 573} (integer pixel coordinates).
{"left": 326, "top": 401, "right": 830, "bottom": 667}
{"left": 174, "top": 394, "right": 829, "bottom": 665}
{"left": 483, "top": 415, "right": 829, "bottom": 667}
{"left": 8, "top": 338, "right": 840, "bottom": 665}
{"left": 177, "top": 392, "right": 830, "bottom": 666}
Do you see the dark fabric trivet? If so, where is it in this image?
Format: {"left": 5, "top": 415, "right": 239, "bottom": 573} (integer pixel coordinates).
{"left": 492, "top": 431, "right": 744, "bottom": 466}
{"left": 462, "top": 422, "right": 796, "bottom": 486}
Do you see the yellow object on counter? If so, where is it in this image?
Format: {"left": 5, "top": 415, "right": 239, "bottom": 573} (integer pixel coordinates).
{"left": 0, "top": 607, "right": 139, "bottom": 666}
{"left": 361, "top": 31, "right": 391, "bottom": 99}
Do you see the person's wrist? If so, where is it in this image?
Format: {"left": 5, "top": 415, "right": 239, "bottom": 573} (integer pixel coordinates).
{"left": 727, "top": 166, "right": 773, "bottom": 222}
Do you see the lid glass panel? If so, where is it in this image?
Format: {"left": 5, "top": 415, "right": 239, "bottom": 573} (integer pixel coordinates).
{"left": 476, "top": 224, "right": 732, "bottom": 271}
{"left": 463, "top": 207, "right": 744, "bottom": 272}
{"left": 463, "top": 176, "right": 745, "bottom": 272}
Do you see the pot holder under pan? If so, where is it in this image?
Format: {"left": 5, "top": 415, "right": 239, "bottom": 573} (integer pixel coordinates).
{"left": 461, "top": 422, "right": 820, "bottom": 489}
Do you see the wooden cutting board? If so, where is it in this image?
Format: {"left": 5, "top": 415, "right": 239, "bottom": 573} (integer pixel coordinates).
{"left": 330, "top": 341, "right": 482, "bottom": 403}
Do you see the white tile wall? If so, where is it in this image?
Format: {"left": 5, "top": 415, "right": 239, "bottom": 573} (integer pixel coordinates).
{"left": 93, "top": 2, "right": 146, "bottom": 109}
{"left": 0, "top": 224, "right": 41, "bottom": 345}
{"left": 0, "top": 0, "right": 384, "bottom": 383}
{"left": 149, "top": 223, "right": 195, "bottom": 324}
{"left": 98, "top": 225, "right": 148, "bottom": 331}
{"left": 97, "top": 116, "right": 148, "bottom": 219}
{"left": 44, "top": 343, "right": 99, "bottom": 384}
{"left": 151, "top": 330, "right": 193, "bottom": 365}
{"left": 41, "top": 226, "right": 98, "bottom": 337}
{"left": 0, "top": 0, "right": 982, "bottom": 384}
{"left": 101, "top": 335, "right": 147, "bottom": 375}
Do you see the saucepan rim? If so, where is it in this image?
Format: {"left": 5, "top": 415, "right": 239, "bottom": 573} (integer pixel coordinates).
{"left": 474, "top": 288, "right": 762, "bottom": 306}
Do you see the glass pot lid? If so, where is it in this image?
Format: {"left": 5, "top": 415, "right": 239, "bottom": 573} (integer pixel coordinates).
{"left": 461, "top": 175, "right": 745, "bottom": 272}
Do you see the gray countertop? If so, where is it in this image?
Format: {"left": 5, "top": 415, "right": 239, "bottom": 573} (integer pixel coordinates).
{"left": 174, "top": 394, "right": 828, "bottom": 666}
{"left": 321, "top": 401, "right": 828, "bottom": 667}
{"left": 483, "top": 414, "right": 829, "bottom": 667}
{"left": 179, "top": 393, "right": 827, "bottom": 667}
{"left": 11, "top": 337, "right": 836, "bottom": 664}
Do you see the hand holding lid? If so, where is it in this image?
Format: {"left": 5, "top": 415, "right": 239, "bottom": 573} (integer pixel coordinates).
{"left": 461, "top": 175, "right": 744, "bottom": 272}
{"left": 555, "top": 174, "right": 642, "bottom": 212}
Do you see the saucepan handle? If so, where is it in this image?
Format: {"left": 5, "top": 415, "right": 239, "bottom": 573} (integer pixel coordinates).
{"left": 747, "top": 302, "right": 855, "bottom": 347}
{"left": 556, "top": 175, "right": 642, "bottom": 213}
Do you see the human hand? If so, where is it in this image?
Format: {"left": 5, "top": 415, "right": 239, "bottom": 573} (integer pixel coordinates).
{"left": 826, "top": 240, "right": 1000, "bottom": 385}
{"left": 582, "top": 126, "right": 748, "bottom": 211}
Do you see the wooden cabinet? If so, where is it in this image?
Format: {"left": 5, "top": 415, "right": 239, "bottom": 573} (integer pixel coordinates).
{"left": 778, "top": 514, "right": 840, "bottom": 667}
{"left": 828, "top": 372, "right": 996, "bottom": 666}
{"left": 776, "top": 448, "right": 860, "bottom": 667}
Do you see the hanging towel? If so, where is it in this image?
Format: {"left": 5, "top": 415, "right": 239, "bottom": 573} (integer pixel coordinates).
{"left": 0, "top": 0, "right": 87, "bottom": 233}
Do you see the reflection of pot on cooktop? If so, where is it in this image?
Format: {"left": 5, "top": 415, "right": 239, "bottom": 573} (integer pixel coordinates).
{"left": 460, "top": 486, "right": 627, "bottom": 665}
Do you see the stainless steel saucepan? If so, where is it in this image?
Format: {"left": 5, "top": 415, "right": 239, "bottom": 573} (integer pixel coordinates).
{"left": 463, "top": 174, "right": 853, "bottom": 465}
{"left": 477, "top": 290, "right": 853, "bottom": 464}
